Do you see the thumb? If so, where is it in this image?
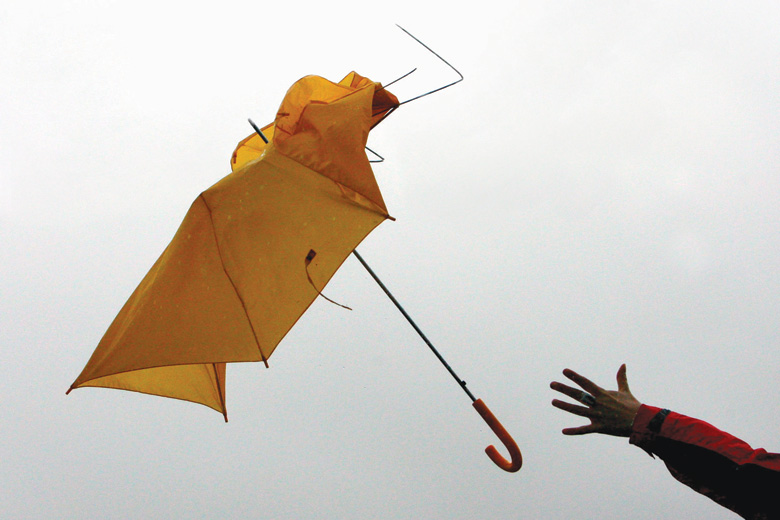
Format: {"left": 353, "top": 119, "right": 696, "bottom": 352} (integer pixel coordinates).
{"left": 616, "top": 363, "right": 630, "bottom": 393}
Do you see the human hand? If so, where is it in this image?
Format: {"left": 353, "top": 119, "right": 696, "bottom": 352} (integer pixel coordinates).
{"left": 550, "top": 364, "right": 642, "bottom": 437}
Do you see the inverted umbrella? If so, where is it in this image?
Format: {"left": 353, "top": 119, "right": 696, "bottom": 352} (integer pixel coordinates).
{"left": 68, "top": 71, "right": 396, "bottom": 415}
{"left": 68, "top": 35, "right": 521, "bottom": 472}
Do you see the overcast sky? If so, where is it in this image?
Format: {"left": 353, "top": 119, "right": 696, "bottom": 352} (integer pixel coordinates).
{"left": 2, "top": 1, "right": 779, "bottom": 518}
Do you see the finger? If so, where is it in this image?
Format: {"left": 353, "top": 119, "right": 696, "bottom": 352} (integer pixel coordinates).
{"left": 551, "top": 399, "right": 593, "bottom": 417}
{"left": 562, "top": 424, "right": 598, "bottom": 436}
{"left": 550, "top": 381, "right": 589, "bottom": 401}
{"left": 562, "top": 368, "right": 603, "bottom": 395}
{"left": 616, "top": 363, "right": 630, "bottom": 393}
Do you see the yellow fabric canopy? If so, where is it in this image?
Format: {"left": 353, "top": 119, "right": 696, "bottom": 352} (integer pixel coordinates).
{"left": 68, "top": 72, "right": 399, "bottom": 420}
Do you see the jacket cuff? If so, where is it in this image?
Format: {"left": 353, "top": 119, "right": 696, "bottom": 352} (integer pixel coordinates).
{"left": 629, "top": 404, "right": 664, "bottom": 456}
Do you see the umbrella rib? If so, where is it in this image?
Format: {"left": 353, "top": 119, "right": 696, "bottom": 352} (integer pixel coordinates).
{"left": 395, "top": 25, "right": 464, "bottom": 106}
{"left": 199, "top": 194, "right": 270, "bottom": 368}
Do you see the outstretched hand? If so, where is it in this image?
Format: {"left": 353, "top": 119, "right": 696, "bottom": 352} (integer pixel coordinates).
{"left": 550, "top": 364, "right": 642, "bottom": 437}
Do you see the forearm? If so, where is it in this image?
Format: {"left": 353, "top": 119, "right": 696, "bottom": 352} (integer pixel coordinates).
{"left": 630, "top": 405, "right": 780, "bottom": 519}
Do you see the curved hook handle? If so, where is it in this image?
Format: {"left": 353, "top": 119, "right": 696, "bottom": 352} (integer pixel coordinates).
{"left": 472, "top": 398, "right": 522, "bottom": 473}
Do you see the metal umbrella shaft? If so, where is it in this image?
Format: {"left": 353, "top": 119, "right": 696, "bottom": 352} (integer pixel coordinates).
{"left": 351, "top": 250, "right": 476, "bottom": 402}
{"left": 353, "top": 250, "right": 522, "bottom": 473}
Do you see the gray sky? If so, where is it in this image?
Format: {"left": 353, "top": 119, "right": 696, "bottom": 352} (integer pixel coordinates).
{"left": 2, "top": 2, "right": 779, "bottom": 518}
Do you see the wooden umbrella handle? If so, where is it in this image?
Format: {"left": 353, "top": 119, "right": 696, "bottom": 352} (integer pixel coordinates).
{"left": 472, "top": 398, "right": 522, "bottom": 473}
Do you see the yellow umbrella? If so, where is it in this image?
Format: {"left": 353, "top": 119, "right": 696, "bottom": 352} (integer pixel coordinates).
{"left": 68, "top": 71, "right": 397, "bottom": 419}
{"left": 69, "top": 31, "right": 521, "bottom": 472}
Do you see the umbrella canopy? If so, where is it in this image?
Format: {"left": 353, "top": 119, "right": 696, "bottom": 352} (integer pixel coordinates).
{"left": 68, "top": 72, "right": 399, "bottom": 420}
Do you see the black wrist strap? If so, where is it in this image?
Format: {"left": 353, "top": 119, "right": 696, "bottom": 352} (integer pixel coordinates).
{"left": 648, "top": 408, "right": 670, "bottom": 433}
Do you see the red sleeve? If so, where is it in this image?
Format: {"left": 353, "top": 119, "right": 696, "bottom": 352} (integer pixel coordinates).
{"left": 629, "top": 404, "right": 780, "bottom": 519}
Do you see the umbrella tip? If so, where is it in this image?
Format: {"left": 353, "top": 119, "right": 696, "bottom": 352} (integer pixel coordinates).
{"left": 248, "top": 118, "right": 269, "bottom": 144}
